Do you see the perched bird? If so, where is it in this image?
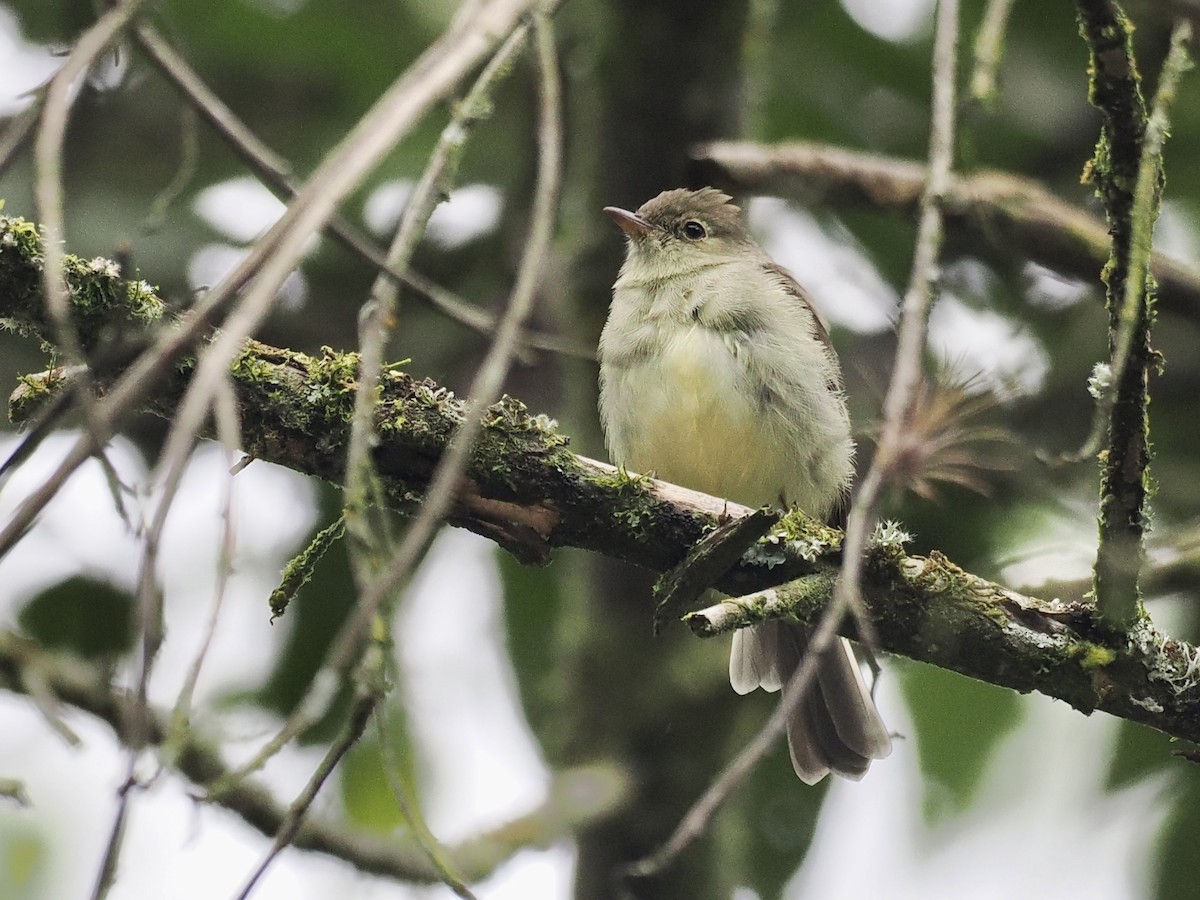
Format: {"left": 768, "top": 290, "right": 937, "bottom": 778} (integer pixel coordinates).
{"left": 598, "top": 187, "right": 891, "bottom": 783}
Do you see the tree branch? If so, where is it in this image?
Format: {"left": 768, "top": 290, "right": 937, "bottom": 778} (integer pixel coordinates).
{"left": 1075, "top": 1, "right": 1184, "bottom": 630}
{"left": 4, "top": 214, "right": 1200, "bottom": 749}
{"left": 690, "top": 139, "right": 1200, "bottom": 322}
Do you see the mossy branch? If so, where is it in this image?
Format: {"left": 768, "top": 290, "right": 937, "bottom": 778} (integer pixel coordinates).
{"left": 1075, "top": 2, "right": 1184, "bottom": 630}
{"left": 4, "top": 214, "right": 1200, "bottom": 749}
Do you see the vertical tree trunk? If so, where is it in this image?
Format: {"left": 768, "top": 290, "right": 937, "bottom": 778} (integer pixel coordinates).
{"left": 551, "top": 2, "right": 758, "bottom": 896}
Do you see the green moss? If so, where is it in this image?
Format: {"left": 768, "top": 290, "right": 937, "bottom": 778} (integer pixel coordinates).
{"left": 0, "top": 215, "right": 165, "bottom": 350}
{"left": 8, "top": 371, "right": 58, "bottom": 423}
{"left": 1076, "top": 641, "right": 1118, "bottom": 669}
{"left": 587, "top": 466, "right": 658, "bottom": 536}
{"left": 269, "top": 515, "right": 346, "bottom": 620}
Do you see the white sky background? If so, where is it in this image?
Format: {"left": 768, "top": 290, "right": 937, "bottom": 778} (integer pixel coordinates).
{"left": 0, "top": 0, "right": 1188, "bottom": 897}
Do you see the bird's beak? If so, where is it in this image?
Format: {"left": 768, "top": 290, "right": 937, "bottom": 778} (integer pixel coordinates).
{"left": 604, "top": 206, "right": 653, "bottom": 239}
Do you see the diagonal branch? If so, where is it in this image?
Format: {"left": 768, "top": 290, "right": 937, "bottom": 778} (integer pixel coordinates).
{"left": 132, "top": 23, "right": 589, "bottom": 361}
{"left": 690, "top": 139, "right": 1200, "bottom": 322}
{"left": 0, "top": 0, "right": 544, "bottom": 563}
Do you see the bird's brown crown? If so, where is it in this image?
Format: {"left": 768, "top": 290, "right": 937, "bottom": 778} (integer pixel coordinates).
{"left": 635, "top": 187, "right": 747, "bottom": 242}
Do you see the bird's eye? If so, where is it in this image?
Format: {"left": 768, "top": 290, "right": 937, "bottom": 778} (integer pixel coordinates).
{"left": 682, "top": 220, "right": 707, "bottom": 240}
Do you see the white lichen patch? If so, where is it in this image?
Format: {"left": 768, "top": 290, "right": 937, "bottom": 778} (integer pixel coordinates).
{"left": 743, "top": 531, "right": 788, "bottom": 569}
{"left": 870, "top": 519, "right": 913, "bottom": 550}
{"left": 1088, "top": 362, "right": 1113, "bottom": 400}
{"left": 1130, "top": 618, "right": 1200, "bottom": 695}
{"left": 87, "top": 256, "right": 121, "bottom": 278}
{"left": 1130, "top": 695, "right": 1164, "bottom": 713}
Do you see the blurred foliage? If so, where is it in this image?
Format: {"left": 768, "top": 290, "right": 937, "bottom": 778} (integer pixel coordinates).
{"left": 17, "top": 576, "right": 135, "bottom": 659}
{"left": 338, "top": 707, "right": 418, "bottom": 834}
{"left": 0, "top": 825, "right": 45, "bottom": 900}
{"left": 896, "top": 658, "right": 1022, "bottom": 821}
{"left": 3, "top": 0, "right": 1200, "bottom": 897}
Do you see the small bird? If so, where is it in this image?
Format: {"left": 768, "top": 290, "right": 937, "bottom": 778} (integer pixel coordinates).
{"left": 598, "top": 187, "right": 891, "bottom": 783}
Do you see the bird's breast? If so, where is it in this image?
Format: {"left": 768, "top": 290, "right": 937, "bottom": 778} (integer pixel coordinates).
{"left": 603, "top": 323, "right": 784, "bottom": 507}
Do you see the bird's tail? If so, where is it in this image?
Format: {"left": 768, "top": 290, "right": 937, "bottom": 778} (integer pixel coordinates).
{"left": 730, "top": 619, "right": 892, "bottom": 784}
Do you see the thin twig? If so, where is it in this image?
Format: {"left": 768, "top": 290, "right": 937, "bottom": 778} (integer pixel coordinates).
{"left": 345, "top": 20, "right": 534, "bottom": 563}
{"left": 375, "top": 708, "right": 479, "bottom": 900}
{"left": 133, "top": 23, "right": 590, "bottom": 360}
{"left": 624, "top": 599, "right": 841, "bottom": 880}
{"left": 838, "top": 0, "right": 960, "bottom": 637}
{"left": 233, "top": 692, "right": 376, "bottom": 900}
{"left": 145, "top": 0, "right": 546, "bottom": 616}
{"left": 134, "top": 370, "right": 243, "bottom": 738}
{"left": 971, "top": 0, "right": 1018, "bottom": 105}
{"left": 88, "top": 758, "right": 138, "bottom": 900}
{"left": 0, "top": 0, "right": 543, "bottom": 562}
{"left": 334, "top": 6, "right": 564, "bottom": 672}
{"left": 0, "top": 630, "right": 590, "bottom": 883}
{"left": 34, "top": 0, "right": 153, "bottom": 441}
{"left": 204, "top": 2, "right": 562, "bottom": 790}
{"left": 167, "top": 379, "right": 242, "bottom": 740}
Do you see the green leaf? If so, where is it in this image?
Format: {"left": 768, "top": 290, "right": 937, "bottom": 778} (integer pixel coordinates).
{"left": 338, "top": 705, "right": 418, "bottom": 834}
{"left": 17, "top": 576, "right": 135, "bottom": 659}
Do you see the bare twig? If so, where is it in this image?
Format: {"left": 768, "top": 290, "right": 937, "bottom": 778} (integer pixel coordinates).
{"left": 689, "top": 140, "right": 1200, "bottom": 321}
{"left": 345, "top": 20, "right": 534, "bottom": 562}
{"left": 624, "top": 597, "right": 840, "bottom": 880}
{"left": 835, "top": 0, "right": 960, "bottom": 652}
{"left": 375, "top": 709, "right": 479, "bottom": 900}
{"left": 971, "top": 0, "right": 1018, "bottom": 105}
{"left": 167, "top": 379, "right": 242, "bottom": 739}
{"left": 133, "top": 23, "right": 590, "bottom": 360}
{"left": 203, "top": 3, "right": 562, "bottom": 792}
{"left": 0, "top": 0, "right": 543, "bottom": 562}
{"left": 88, "top": 758, "right": 138, "bottom": 900}
{"left": 344, "top": 5, "right": 564, "bottom": 656}
{"left": 331, "top": 28, "right": 539, "bottom": 899}
{"left": 234, "top": 692, "right": 375, "bottom": 900}
{"left": 34, "top": 0, "right": 153, "bottom": 446}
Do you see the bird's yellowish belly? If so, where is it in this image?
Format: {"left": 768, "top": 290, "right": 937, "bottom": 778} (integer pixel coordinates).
{"left": 619, "top": 327, "right": 781, "bottom": 507}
